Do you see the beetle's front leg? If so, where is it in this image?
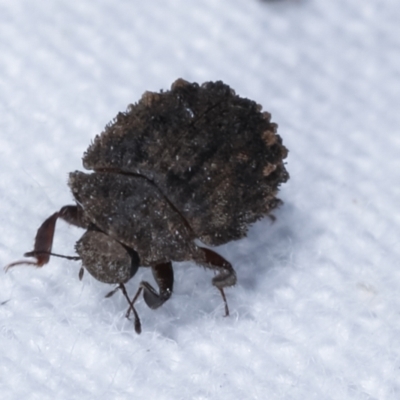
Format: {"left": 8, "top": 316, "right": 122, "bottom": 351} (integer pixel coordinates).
{"left": 106, "top": 283, "right": 143, "bottom": 334}
{"left": 197, "top": 247, "right": 237, "bottom": 317}
{"left": 4, "top": 205, "right": 85, "bottom": 270}
{"left": 58, "top": 205, "right": 89, "bottom": 229}
{"left": 126, "top": 262, "right": 174, "bottom": 318}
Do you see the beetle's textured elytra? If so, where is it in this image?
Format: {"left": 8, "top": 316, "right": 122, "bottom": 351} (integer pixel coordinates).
{"left": 83, "top": 79, "right": 288, "bottom": 247}
{"left": 6, "top": 79, "right": 289, "bottom": 334}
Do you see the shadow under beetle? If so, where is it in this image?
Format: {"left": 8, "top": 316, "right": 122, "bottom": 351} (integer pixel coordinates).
{"left": 6, "top": 79, "right": 289, "bottom": 333}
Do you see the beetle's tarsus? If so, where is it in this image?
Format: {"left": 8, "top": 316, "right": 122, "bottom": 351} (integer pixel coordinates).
{"left": 217, "top": 287, "right": 230, "bottom": 317}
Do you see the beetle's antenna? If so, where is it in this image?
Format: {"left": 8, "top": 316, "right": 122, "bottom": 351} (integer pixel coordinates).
{"left": 24, "top": 250, "right": 81, "bottom": 261}
{"left": 4, "top": 251, "right": 81, "bottom": 272}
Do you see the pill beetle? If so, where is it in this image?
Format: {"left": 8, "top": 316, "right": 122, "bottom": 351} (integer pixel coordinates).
{"left": 6, "top": 79, "right": 289, "bottom": 333}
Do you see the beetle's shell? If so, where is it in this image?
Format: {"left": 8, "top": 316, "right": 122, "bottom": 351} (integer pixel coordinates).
{"left": 81, "top": 79, "right": 289, "bottom": 246}
{"left": 69, "top": 171, "right": 197, "bottom": 265}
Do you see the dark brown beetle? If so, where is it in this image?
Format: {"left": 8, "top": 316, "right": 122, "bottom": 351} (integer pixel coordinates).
{"left": 6, "top": 79, "right": 289, "bottom": 333}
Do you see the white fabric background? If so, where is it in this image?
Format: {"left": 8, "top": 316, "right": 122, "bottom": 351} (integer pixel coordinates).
{"left": 1, "top": 1, "right": 399, "bottom": 399}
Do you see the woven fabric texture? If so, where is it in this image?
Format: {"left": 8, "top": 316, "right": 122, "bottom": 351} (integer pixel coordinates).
{"left": 1, "top": 1, "right": 399, "bottom": 399}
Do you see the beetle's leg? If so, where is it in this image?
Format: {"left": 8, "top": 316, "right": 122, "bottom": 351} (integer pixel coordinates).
{"left": 197, "top": 247, "right": 237, "bottom": 317}
{"left": 106, "top": 283, "right": 142, "bottom": 334}
{"left": 58, "top": 205, "right": 88, "bottom": 229}
{"left": 142, "top": 262, "right": 174, "bottom": 309}
{"left": 5, "top": 212, "right": 60, "bottom": 270}
{"left": 4, "top": 205, "right": 85, "bottom": 271}
{"left": 126, "top": 262, "right": 174, "bottom": 316}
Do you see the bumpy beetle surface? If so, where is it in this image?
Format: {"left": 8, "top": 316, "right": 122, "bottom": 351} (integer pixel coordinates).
{"left": 6, "top": 79, "right": 289, "bottom": 333}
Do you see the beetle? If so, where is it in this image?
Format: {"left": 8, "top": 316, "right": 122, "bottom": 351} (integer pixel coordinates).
{"left": 5, "top": 79, "right": 289, "bottom": 333}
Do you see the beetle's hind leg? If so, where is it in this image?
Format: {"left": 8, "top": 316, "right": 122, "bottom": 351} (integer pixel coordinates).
{"left": 126, "top": 262, "right": 174, "bottom": 326}
{"left": 196, "top": 247, "right": 237, "bottom": 317}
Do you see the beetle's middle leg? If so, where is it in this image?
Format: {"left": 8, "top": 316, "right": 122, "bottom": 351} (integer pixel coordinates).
{"left": 196, "top": 247, "right": 237, "bottom": 317}
{"left": 126, "top": 262, "right": 174, "bottom": 317}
